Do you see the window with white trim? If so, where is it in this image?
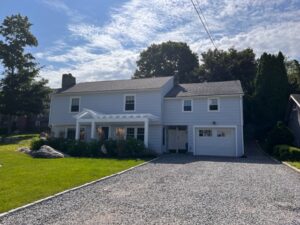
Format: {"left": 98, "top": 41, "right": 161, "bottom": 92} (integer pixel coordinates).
{"left": 126, "top": 127, "right": 135, "bottom": 139}
{"left": 208, "top": 98, "right": 219, "bottom": 111}
{"left": 199, "top": 129, "right": 212, "bottom": 137}
{"left": 137, "top": 128, "right": 145, "bottom": 141}
{"left": 124, "top": 95, "right": 135, "bottom": 111}
{"left": 70, "top": 97, "right": 80, "bottom": 112}
{"left": 183, "top": 99, "right": 192, "bottom": 112}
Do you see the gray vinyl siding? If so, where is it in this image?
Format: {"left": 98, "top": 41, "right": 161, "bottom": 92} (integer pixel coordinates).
{"left": 163, "top": 96, "right": 244, "bottom": 156}
{"left": 49, "top": 90, "right": 164, "bottom": 126}
{"left": 288, "top": 103, "right": 300, "bottom": 147}
{"left": 148, "top": 125, "right": 163, "bottom": 154}
{"left": 163, "top": 96, "right": 242, "bottom": 125}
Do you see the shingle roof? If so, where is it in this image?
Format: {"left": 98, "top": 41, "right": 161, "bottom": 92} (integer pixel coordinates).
{"left": 291, "top": 94, "right": 300, "bottom": 106}
{"left": 58, "top": 76, "right": 173, "bottom": 94}
{"left": 165, "top": 80, "right": 243, "bottom": 97}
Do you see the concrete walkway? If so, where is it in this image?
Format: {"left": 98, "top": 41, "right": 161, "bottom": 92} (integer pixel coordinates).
{"left": 1, "top": 142, "right": 299, "bottom": 225}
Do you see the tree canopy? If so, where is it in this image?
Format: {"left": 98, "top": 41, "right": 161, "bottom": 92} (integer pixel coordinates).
{"left": 198, "top": 48, "right": 257, "bottom": 95}
{"left": 133, "top": 41, "right": 199, "bottom": 83}
{"left": 0, "top": 14, "right": 50, "bottom": 133}
{"left": 285, "top": 59, "right": 300, "bottom": 93}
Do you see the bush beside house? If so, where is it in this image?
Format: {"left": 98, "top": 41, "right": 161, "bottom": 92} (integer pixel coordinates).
{"left": 261, "top": 121, "right": 300, "bottom": 164}
{"left": 265, "top": 121, "right": 294, "bottom": 153}
{"left": 30, "top": 137, "right": 152, "bottom": 158}
{"left": 273, "top": 145, "right": 300, "bottom": 161}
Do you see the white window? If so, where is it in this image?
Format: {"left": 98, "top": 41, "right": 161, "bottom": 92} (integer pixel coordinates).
{"left": 115, "top": 127, "right": 125, "bottom": 140}
{"left": 217, "top": 130, "right": 225, "bottom": 137}
{"left": 126, "top": 127, "right": 135, "bottom": 139}
{"left": 183, "top": 99, "right": 192, "bottom": 112}
{"left": 70, "top": 97, "right": 80, "bottom": 112}
{"left": 137, "top": 128, "right": 145, "bottom": 141}
{"left": 208, "top": 98, "right": 219, "bottom": 111}
{"left": 217, "top": 129, "right": 231, "bottom": 137}
{"left": 124, "top": 95, "right": 135, "bottom": 111}
{"left": 199, "top": 129, "right": 212, "bottom": 137}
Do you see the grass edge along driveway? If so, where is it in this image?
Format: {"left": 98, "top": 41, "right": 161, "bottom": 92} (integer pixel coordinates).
{"left": 0, "top": 134, "right": 147, "bottom": 213}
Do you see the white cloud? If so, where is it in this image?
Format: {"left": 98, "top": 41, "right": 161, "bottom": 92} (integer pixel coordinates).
{"left": 38, "top": 0, "right": 300, "bottom": 87}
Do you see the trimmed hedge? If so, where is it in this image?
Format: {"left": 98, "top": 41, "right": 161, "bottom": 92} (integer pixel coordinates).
{"left": 30, "top": 137, "right": 151, "bottom": 158}
{"left": 273, "top": 145, "right": 300, "bottom": 161}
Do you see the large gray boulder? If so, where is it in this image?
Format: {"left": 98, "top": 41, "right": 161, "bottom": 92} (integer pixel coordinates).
{"left": 30, "top": 145, "right": 64, "bottom": 158}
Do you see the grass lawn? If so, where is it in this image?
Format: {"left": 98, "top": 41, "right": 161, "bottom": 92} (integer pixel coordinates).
{"left": 0, "top": 134, "right": 147, "bottom": 213}
{"left": 287, "top": 161, "right": 300, "bottom": 169}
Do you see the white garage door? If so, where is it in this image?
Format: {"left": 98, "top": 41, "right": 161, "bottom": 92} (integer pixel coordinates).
{"left": 194, "top": 127, "right": 236, "bottom": 156}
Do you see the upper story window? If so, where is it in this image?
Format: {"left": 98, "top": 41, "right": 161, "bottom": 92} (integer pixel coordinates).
{"left": 183, "top": 99, "right": 192, "bottom": 112}
{"left": 124, "top": 95, "right": 135, "bottom": 111}
{"left": 70, "top": 97, "right": 80, "bottom": 112}
{"left": 208, "top": 98, "right": 219, "bottom": 112}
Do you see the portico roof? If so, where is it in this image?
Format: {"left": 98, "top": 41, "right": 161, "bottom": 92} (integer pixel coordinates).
{"left": 74, "top": 108, "right": 160, "bottom": 122}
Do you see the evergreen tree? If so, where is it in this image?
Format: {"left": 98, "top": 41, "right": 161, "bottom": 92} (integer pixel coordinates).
{"left": 253, "top": 52, "right": 289, "bottom": 132}
{"left": 0, "top": 14, "right": 50, "bottom": 133}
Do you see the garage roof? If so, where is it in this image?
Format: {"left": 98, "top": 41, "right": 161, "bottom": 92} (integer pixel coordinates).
{"left": 165, "top": 80, "right": 243, "bottom": 97}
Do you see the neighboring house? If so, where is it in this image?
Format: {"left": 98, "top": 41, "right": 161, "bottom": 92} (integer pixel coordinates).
{"left": 285, "top": 94, "right": 300, "bottom": 147}
{"left": 49, "top": 74, "right": 244, "bottom": 157}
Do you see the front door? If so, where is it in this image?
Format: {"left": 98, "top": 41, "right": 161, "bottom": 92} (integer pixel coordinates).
{"left": 167, "top": 126, "right": 188, "bottom": 153}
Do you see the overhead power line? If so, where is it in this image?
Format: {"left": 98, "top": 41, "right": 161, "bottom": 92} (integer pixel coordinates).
{"left": 190, "top": 0, "right": 217, "bottom": 49}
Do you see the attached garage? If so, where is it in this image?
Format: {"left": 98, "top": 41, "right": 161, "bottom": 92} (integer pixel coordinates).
{"left": 194, "top": 126, "right": 237, "bottom": 156}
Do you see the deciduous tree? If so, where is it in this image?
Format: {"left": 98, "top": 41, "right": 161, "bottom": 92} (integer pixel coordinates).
{"left": 133, "top": 41, "right": 199, "bottom": 83}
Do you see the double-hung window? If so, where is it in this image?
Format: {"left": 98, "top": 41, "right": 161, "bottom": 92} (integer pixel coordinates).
{"left": 70, "top": 97, "right": 80, "bottom": 112}
{"left": 126, "top": 127, "right": 135, "bottom": 139}
{"left": 125, "top": 127, "right": 144, "bottom": 141}
{"left": 208, "top": 98, "right": 219, "bottom": 111}
{"left": 137, "top": 128, "right": 145, "bottom": 141}
{"left": 183, "top": 99, "right": 192, "bottom": 112}
{"left": 124, "top": 95, "right": 135, "bottom": 111}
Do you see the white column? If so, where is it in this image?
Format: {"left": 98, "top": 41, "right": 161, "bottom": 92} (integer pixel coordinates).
{"left": 144, "top": 118, "right": 149, "bottom": 148}
{"left": 91, "top": 121, "right": 96, "bottom": 139}
{"left": 75, "top": 121, "right": 80, "bottom": 140}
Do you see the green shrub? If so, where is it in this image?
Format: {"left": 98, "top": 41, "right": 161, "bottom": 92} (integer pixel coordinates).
{"left": 104, "top": 139, "right": 118, "bottom": 156}
{"left": 273, "top": 145, "right": 300, "bottom": 161}
{"left": 30, "top": 137, "right": 46, "bottom": 150}
{"left": 88, "top": 140, "right": 102, "bottom": 157}
{"left": 125, "top": 138, "right": 146, "bottom": 156}
{"left": 30, "top": 137, "right": 150, "bottom": 158}
{"left": 266, "top": 121, "right": 294, "bottom": 153}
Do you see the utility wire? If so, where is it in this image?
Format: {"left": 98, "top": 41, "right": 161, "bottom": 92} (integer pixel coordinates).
{"left": 195, "top": 0, "right": 211, "bottom": 37}
{"left": 190, "top": 0, "right": 217, "bottom": 49}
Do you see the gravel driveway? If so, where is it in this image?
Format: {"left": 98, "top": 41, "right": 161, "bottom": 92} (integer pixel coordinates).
{"left": 1, "top": 142, "right": 300, "bottom": 225}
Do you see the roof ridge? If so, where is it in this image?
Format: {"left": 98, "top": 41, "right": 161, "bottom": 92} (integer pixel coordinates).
{"left": 76, "top": 76, "right": 173, "bottom": 85}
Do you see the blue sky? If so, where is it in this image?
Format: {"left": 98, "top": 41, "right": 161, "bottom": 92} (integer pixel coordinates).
{"left": 1, "top": 0, "right": 300, "bottom": 87}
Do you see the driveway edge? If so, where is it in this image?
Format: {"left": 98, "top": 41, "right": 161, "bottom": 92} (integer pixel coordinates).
{"left": 255, "top": 141, "right": 300, "bottom": 174}
{"left": 0, "top": 157, "right": 159, "bottom": 218}
{"left": 282, "top": 161, "right": 300, "bottom": 173}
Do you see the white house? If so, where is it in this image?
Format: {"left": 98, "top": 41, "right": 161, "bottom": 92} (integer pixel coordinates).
{"left": 49, "top": 74, "right": 244, "bottom": 157}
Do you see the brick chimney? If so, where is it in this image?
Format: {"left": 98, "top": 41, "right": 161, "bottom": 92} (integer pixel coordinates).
{"left": 62, "top": 73, "right": 76, "bottom": 90}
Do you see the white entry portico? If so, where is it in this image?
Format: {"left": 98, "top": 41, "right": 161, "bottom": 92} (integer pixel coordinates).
{"left": 74, "top": 108, "right": 159, "bottom": 147}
